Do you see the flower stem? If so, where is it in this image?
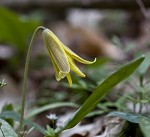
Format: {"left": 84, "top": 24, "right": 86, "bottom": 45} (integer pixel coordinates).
{"left": 18, "top": 26, "right": 45, "bottom": 137}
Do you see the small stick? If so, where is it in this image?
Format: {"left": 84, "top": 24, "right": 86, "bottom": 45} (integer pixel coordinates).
{"left": 136, "top": 0, "right": 149, "bottom": 19}
{"left": 136, "top": 0, "right": 150, "bottom": 33}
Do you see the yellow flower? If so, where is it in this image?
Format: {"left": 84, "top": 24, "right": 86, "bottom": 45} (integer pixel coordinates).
{"left": 42, "top": 28, "right": 96, "bottom": 86}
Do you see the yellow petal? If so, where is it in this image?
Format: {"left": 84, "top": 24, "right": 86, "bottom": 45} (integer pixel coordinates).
{"left": 47, "top": 46, "right": 68, "bottom": 80}
{"left": 46, "top": 46, "right": 61, "bottom": 81}
{"left": 62, "top": 44, "right": 96, "bottom": 64}
{"left": 59, "top": 71, "right": 68, "bottom": 79}
{"left": 67, "top": 56, "right": 85, "bottom": 77}
{"left": 66, "top": 73, "right": 72, "bottom": 87}
{"left": 42, "top": 29, "right": 70, "bottom": 73}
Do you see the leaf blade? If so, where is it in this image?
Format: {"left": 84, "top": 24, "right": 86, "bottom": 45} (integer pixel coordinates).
{"left": 0, "top": 118, "right": 17, "bottom": 137}
{"left": 139, "top": 118, "right": 150, "bottom": 137}
{"left": 55, "top": 56, "right": 145, "bottom": 134}
{"left": 26, "top": 102, "right": 79, "bottom": 119}
{"left": 107, "top": 111, "right": 143, "bottom": 123}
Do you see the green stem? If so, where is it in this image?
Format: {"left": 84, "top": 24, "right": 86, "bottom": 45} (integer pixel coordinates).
{"left": 139, "top": 75, "right": 144, "bottom": 114}
{"left": 139, "top": 75, "right": 144, "bottom": 87}
{"left": 18, "top": 26, "right": 45, "bottom": 137}
{"left": 133, "top": 102, "right": 136, "bottom": 113}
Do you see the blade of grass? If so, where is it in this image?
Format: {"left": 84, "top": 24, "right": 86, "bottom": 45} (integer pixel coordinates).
{"left": 26, "top": 102, "right": 79, "bottom": 119}
{"left": 55, "top": 56, "right": 145, "bottom": 135}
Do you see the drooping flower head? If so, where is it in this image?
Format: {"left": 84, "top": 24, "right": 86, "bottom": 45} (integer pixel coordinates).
{"left": 42, "top": 28, "right": 96, "bottom": 86}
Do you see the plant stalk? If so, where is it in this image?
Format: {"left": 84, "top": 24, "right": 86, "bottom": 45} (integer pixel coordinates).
{"left": 18, "top": 26, "right": 45, "bottom": 137}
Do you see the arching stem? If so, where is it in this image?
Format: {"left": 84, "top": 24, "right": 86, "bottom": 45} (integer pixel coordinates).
{"left": 18, "top": 26, "right": 45, "bottom": 137}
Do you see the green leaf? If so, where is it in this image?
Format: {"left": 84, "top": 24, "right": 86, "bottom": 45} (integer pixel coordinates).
{"left": 0, "top": 118, "right": 17, "bottom": 137}
{"left": 86, "top": 110, "right": 105, "bottom": 117}
{"left": 0, "top": 111, "right": 45, "bottom": 134}
{"left": 25, "top": 120, "right": 45, "bottom": 134}
{"left": 139, "top": 118, "right": 150, "bottom": 137}
{"left": 0, "top": 111, "right": 19, "bottom": 121}
{"left": 107, "top": 111, "right": 144, "bottom": 123}
{"left": 45, "top": 126, "right": 55, "bottom": 137}
{"left": 138, "top": 53, "right": 150, "bottom": 75}
{"left": 55, "top": 56, "right": 145, "bottom": 135}
{"left": 1, "top": 104, "right": 14, "bottom": 127}
{"left": 0, "top": 7, "right": 40, "bottom": 53}
{"left": 26, "top": 102, "right": 79, "bottom": 118}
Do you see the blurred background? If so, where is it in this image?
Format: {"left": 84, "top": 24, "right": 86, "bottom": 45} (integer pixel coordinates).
{"left": 0, "top": 0, "right": 150, "bottom": 137}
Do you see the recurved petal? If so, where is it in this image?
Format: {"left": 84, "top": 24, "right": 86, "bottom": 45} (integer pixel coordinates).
{"left": 62, "top": 44, "right": 96, "bottom": 64}
{"left": 42, "top": 29, "right": 70, "bottom": 73}
{"left": 66, "top": 73, "right": 72, "bottom": 87}
{"left": 67, "top": 56, "right": 85, "bottom": 77}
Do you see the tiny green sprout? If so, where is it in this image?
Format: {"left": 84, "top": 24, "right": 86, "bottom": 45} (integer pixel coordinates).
{"left": 45, "top": 125, "right": 56, "bottom": 137}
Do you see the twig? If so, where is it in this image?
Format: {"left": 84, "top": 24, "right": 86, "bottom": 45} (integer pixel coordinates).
{"left": 136, "top": 0, "right": 148, "bottom": 18}
{"left": 136, "top": 0, "right": 150, "bottom": 22}
{"left": 136, "top": 0, "right": 150, "bottom": 32}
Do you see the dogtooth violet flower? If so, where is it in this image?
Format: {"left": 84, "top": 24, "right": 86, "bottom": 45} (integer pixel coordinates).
{"left": 42, "top": 28, "right": 96, "bottom": 86}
